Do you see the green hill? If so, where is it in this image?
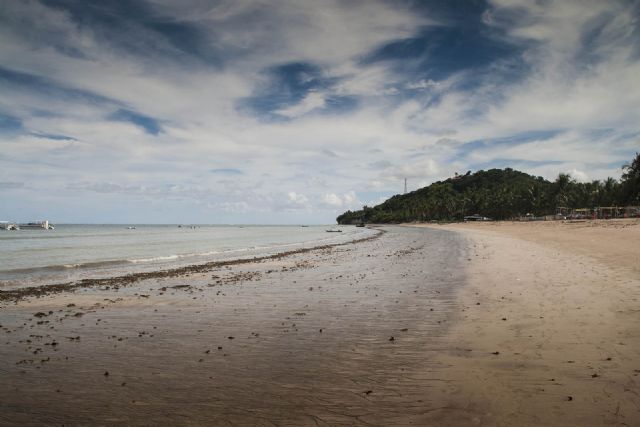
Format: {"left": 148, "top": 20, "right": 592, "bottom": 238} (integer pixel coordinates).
{"left": 337, "top": 153, "right": 640, "bottom": 224}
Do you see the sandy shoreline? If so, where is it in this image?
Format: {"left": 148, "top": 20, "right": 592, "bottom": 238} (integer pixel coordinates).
{"left": 421, "top": 218, "right": 640, "bottom": 275}
{"left": 0, "top": 230, "right": 381, "bottom": 301}
{"left": 411, "top": 219, "right": 640, "bottom": 425}
{"left": 1, "top": 221, "right": 639, "bottom": 425}
{"left": 1, "top": 226, "right": 470, "bottom": 425}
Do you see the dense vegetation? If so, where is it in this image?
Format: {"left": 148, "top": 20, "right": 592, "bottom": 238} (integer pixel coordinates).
{"left": 337, "top": 153, "right": 640, "bottom": 224}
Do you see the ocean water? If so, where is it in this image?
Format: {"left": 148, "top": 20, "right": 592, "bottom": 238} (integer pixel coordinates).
{"left": 0, "top": 224, "right": 375, "bottom": 289}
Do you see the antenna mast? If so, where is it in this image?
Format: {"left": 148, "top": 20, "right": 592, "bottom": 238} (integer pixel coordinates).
{"left": 404, "top": 178, "right": 407, "bottom": 194}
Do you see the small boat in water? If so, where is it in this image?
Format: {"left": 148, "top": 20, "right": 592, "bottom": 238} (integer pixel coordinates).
{"left": 17, "top": 220, "right": 53, "bottom": 230}
{"left": 127, "top": 226, "right": 136, "bottom": 230}
{"left": 325, "top": 229, "right": 342, "bottom": 233}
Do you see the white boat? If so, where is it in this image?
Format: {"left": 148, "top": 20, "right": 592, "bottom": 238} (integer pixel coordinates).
{"left": 18, "top": 220, "right": 53, "bottom": 230}
{"left": 1, "top": 221, "right": 19, "bottom": 230}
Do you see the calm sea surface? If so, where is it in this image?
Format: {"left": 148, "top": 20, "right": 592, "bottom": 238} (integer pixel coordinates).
{"left": 0, "top": 224, "right": 375, "bottom": 289}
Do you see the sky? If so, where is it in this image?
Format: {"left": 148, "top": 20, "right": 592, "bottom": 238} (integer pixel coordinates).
{"left": 1, "top": 0, "right": 639, "bottom": 224}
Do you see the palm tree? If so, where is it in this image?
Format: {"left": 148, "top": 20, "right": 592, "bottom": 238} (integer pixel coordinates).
{"left": 601, "top": 177, "right": 618, "bottom": 206}
{"left": 554, "top": 173, "right": 574, "bottom": 207}
{"left": 621, "top": 153, "right": 640, "bottom": 204}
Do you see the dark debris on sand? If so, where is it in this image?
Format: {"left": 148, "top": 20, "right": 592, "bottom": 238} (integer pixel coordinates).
{"left": 0, "top": 232, "right": 382, "bottom": 302}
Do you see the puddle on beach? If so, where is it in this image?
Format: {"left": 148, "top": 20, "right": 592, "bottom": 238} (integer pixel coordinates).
{"left": 0, "top": 227, "right": 472, "bottom": 425}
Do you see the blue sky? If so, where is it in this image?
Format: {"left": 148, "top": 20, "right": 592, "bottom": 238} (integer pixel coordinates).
{"left": 1, "top": 0, "right": 639, "bottom": 224}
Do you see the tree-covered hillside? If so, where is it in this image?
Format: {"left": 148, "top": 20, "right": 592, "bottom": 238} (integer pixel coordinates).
{"left": 337, "top": 153, "right": 640, "bottom": 224}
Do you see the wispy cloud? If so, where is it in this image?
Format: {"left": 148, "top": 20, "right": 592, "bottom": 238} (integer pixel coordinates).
{"left": 210, "top": 168, "right": 243, "bottom": 175}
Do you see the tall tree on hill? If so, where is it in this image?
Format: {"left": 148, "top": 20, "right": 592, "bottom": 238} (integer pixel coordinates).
{"left": 601, "top": 177, "right": 619, "bottom": 206}
{"left": 621, "top": 152, "right": 640, "bottom": 205}
{"left": 553, "top": 173, "right": 574, "bottom": 207}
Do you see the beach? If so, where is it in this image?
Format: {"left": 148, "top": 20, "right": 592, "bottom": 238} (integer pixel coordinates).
{"left": 412, "top": 219, "right": 640, "bottom": 425}
{"left": 1, "top": 222, "right": 639, "bottom": 425}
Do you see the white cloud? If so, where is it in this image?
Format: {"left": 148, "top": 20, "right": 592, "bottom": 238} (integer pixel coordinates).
{"left": 565, "top": 168, "right": 590, "bottom": 183}
{"left": 467, "top": 130, "right": 635, "bottom": 166}
{"left": 1, "top": 0, "right": 639, "bottom": 223}
{"left": 406, "top": 79, "right": 439, "bottom": 90}
{"left": 287, "top": 191, "right": 310, "bottom": 208}
{"left": 320, "top": 191, "right": 361, "bottom": 209}
{"left": 276, "top": 92, "right": 326, "bottom": 118}
{"left": 322, "top": 193, "right": 343, "bottom": 207}
{"left": 384, "top": 159, "right": 440, "bottom": 180}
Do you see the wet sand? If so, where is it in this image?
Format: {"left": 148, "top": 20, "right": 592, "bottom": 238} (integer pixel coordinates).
{"left": 0, "top": 227, "right": 473, "bottom": 426}
{"left": 2, "top": 222, "right": 638, "bottom": 426}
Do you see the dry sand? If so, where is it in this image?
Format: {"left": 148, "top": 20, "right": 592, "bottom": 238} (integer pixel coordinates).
{"left": 435, "top": 218, "right": 640, "bottom": 275}
{"left": 1, "top": 221, "right": 639, "bottom": 426}
{"left": 411, "top": 219, "right": 640, "bottom": 426}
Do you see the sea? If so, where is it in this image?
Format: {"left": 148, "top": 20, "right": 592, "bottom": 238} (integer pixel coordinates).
{"left": 0, "top": 224, "right": 375, "bottom": 289}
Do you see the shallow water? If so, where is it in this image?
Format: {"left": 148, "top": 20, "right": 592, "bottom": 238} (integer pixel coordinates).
{"left": 0, "top": 224, "right": 373, "bottom": 288}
